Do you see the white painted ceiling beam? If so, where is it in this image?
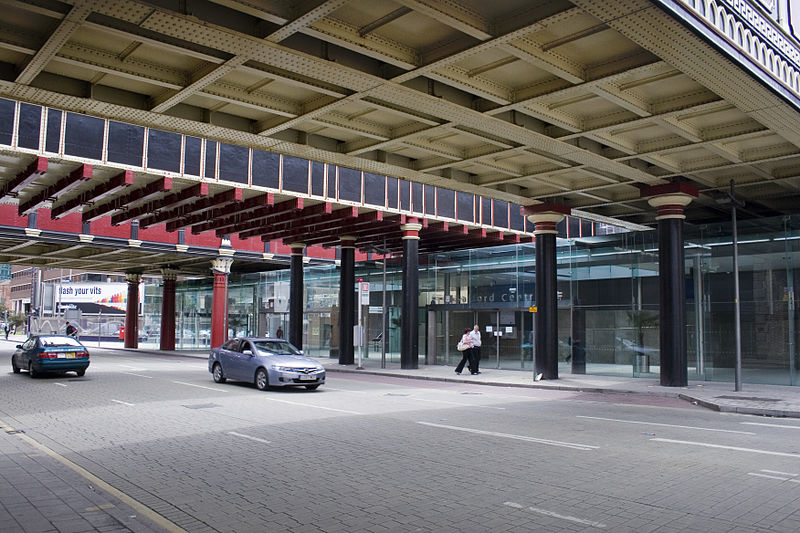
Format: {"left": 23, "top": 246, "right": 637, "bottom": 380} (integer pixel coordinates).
{"left": 15, "top": 1, "right": 92, "bottom": 85}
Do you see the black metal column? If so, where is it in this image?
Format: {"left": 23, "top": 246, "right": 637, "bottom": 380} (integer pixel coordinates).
{"left": 641, "top": 183, "right": 697, "bottom": 387}
{"left": 338, "top": 239, "right": 355, "bottom": 365}
{"left": 289, "top": 243, "right": 305, "bottom": 349}
{"left": 401, "top": 222, "right": 420, "bottom": 369}
{"left": 535, "top": 232, "right": 558, "bottom": 379}
{"left": 658, "top": 218, "right": 687, "bottom": 387}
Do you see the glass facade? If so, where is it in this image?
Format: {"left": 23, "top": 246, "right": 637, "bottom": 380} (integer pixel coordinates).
{"left": 145, "top": 215, "right": 800, "bottom": 386}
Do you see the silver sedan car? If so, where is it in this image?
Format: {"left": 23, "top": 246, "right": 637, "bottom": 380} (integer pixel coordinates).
{"left": 208, "top": 337, "right": 325, "bottom": 391}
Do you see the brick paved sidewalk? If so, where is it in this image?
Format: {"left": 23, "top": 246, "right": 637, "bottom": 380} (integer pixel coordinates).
{"left": 0, "top": 419, "right": 166, "bottom": 533}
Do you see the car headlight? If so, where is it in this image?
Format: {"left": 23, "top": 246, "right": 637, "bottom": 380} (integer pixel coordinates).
{"left": 271, "top": 365, "right": 295, "bottom": 372}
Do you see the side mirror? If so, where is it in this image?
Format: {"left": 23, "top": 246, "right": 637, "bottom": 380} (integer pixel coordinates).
{"left": 242, "top": 349, "right": 253, "bottom": 356}
{"left": 15, "top": 344, "right": 21, "bottom": 349}
{"left": 298, "top": 350, "right": 304, "bottom": 355}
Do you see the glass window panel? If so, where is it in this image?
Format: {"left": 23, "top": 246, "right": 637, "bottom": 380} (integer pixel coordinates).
{"left": 64, "top": 112, "right": 103, "bottom": 160}
{"left": 147, "top": 129, "right": 181, "bottom": 172}
{"left": 108, "top": 121, "right": 144, "bottom": 166}
{"left": 282, "top": 155, "right": 309, "bottom": 193}
{"left": 45, "top": 109, "right": 61, "bottom": 153}
{"left": 218, "top": 143, "right": 249, "bottom": 184}
{"left": 18, "top": 103, "right": 41, "bottom": 150}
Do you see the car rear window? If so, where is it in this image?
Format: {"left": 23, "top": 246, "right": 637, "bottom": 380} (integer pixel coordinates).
{"left": 39, "top": 336, "right": 83, "bottom": 348}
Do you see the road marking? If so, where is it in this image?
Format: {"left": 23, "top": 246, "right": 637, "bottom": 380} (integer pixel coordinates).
{"left": 323, "top": 387, "right": 367, "bottom": 393}
{"left": 762, "top": 469, "right": 799, "bottom": 476}
{"left": 742, "top": 422, "right": 800, "bottom": 429}
{"left": 263, "top": 397, "right": 363, "bottom": 415}
{"left": 410, "top": 397, "right": 506, "bottom": 410}
{"left": 172, "top": 381, "right": 228, "bottom": 393}
{"left": 227, "top": 431, "right": 271, "bottom": 444}
{"left": 578, "top": 415, "right": 755, "bottom": 435}
{"left": 418, "top": 422, "right": 598, "bottom": 451}
{"left": 747, "top": 470, "right": 800, "bottom": 484}
{"left": 54, "top": 383, "right": 67, "bottom": 387}
{"left": 0, "top": 417, "right": 187, "bottom": 533}
{"left": 123, "top": 372, "right": 153, "bottom": 379}
{"left": 86, "top": 504, "right": 115, "bottom": 512}
{"left": 110, "top": 399, "right": 135, "bottom": 407}
{"left": 504, "top": 502, "right": 606, "bottom": 529}
{"left": 652, "top": 438, "right": 800, "bottom": 458}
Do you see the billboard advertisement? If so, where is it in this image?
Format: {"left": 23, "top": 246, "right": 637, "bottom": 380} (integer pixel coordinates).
{"left": 56, "top": 283, "right": 143, "bottom": 315}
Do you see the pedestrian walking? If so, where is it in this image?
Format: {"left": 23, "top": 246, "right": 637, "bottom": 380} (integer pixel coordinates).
{"left": 275, "top": 326, "right": 283, "bottom": 339}
{"left": 454, "top": 328, "right": 474, "bottom": 375}
{"left": 65, "top": 321, "right": 77, "bottom": 338}
{"left": 468, "top": 324, "right": 482, "bottom": 374}
{"left": 3, "top": 323, "right": 8, "bottom": 340}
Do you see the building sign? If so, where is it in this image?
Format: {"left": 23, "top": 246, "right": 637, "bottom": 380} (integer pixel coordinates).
{"left": 56, "top": 282, "right": 141, "bottom": 314}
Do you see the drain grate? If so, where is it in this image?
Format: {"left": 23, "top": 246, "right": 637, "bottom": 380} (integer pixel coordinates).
{"left": 182, "top": 403, "right": 221, "bottom": 409}
{"left": 715, "top": 396, "right": 780, "bottom": 402}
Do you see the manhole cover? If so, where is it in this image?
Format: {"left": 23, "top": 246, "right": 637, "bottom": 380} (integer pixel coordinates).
{"left": 715, "top": 396, "right": 780, "bottom": 402}
{"left": 182, "top": 403, "right": 221, "bottom": 409}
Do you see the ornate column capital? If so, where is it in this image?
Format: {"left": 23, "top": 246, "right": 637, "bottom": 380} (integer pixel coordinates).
{"left": 288, "top": 242, "right": 307, "bottom": 253}
{"left": 210, "top": 257, "right": 233, "bottom": 275}
{"left": 125, "top": 272, "right": 141, "bottom": 284}
{"left": 400, "top": 222, "right": 422, "bottom": 240}
{"left": 522, "top": 203, "right": 570, "bottom": 235}
{"left": 160, "top": 268, "right": 178, "bottom": 282}
{"left": 641, "top": 183, "right": 699, "bottom": 220}
{"left": 340, "top": 236, "right": 357, "bottom": 248}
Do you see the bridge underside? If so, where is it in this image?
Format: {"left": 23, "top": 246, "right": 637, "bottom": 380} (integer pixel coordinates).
{"left": 0, "top": 0, "right": 797, "bottom": 272}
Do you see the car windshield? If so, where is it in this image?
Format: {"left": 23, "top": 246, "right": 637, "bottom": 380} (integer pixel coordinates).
{"left": 39, "top": 336, "right": 83, "bottom": 348}
{"left": 251, "top": 340, "right": 301, "bottom": 355}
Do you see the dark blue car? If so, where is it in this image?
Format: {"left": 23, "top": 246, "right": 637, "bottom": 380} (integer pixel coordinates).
{"left": 12, "top": 335, "right": 90, "bottom": 377}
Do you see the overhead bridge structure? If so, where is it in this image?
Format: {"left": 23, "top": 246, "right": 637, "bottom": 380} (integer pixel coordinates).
{"left": 0, "top": 0, "right": 799, "bottom": 385}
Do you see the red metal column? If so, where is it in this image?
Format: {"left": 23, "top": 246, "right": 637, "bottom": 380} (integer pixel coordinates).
{"left": 124, "top": 273, "right": 141, "bottom": 349}
{"left": 160, "top": 269, "right": 177, "bottom": 351}
{"left": 210, "top": 258, "right": 233, "bottom": 349}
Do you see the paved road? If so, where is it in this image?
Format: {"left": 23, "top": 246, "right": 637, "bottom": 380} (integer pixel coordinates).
{"left": 3, "top": 347, "right": 800, "bottom": 532}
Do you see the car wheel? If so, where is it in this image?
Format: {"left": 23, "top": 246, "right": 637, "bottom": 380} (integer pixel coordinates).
{"left": 255, "top": 368, "right": 269, "bottom": 391}
{"left": 76, "top": 369, "right": 86, "bottom": 377}
{"left": 28, "top": 361, "right": 38, "bottom": 378}
{"left": 305, "top": 384, "right": 320, "bottom": 391}
{"left": 212, "top": 363, "right": 226, "bottom": 383}
{"left": 11, "top": 357, "right": 20, "bottom": 374}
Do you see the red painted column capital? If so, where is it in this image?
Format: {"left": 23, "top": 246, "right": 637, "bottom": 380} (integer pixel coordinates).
{"left": 640, "top": 182, "right": 699, "bottom": 220}
{"left": 400, "top": 218, "right": 422, "bottom": 240}
{"left": 523, "top": 203, "right": 570, "bottom": 235}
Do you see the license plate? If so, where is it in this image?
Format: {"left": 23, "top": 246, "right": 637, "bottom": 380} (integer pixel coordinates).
{"left": 298, "top": 374, "right": 315, "bottom": 381}
{"left": 64, "top": 352, "right": 76, "bottom": 359}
